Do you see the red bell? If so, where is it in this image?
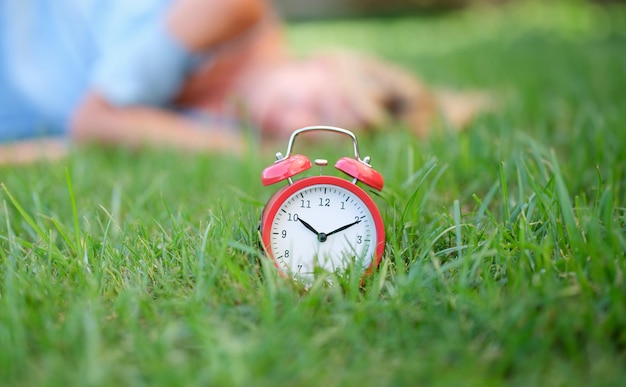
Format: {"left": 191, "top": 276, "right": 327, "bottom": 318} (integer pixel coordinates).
{"left": 261, "top": 154, "right": 312, "bottom": 186}
{"left": 335, "top": 157, "right": 384, "bottom": 191}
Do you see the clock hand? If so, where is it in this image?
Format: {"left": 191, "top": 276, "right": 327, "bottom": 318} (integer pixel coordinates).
{"left": 325, "top": 219, "right": 362, "bottom": 238}
{"left": 297, "top": 217, "right": 320, "bottom": 237}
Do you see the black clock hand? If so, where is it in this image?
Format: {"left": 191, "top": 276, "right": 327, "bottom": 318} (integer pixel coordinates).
{"left": 298, "top": 217, "right": 320, "bottom": 237}
{"left": 325, "top": 219, "right": 362, "bottom": 238}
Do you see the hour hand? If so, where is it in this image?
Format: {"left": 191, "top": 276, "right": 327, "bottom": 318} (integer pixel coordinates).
{"left": 298, "top": 217, "right": 320, "bottom": 236}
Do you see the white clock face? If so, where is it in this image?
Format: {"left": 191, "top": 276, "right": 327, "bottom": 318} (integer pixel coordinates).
{"left": 268, "top": 183, "right": 377, "bottom": 283}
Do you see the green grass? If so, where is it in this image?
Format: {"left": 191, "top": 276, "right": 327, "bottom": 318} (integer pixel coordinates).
{"left": 2, "top": 1, "right": 626, "bottom": 385}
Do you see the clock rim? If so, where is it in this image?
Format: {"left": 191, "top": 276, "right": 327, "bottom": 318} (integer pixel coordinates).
{"left": 260, "top": 175, "right": 385, "bottom": 277}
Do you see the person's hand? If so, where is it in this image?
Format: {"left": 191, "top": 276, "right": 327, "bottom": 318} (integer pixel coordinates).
{"left": 0, "top": 139, "right": 67, "bottom": 165}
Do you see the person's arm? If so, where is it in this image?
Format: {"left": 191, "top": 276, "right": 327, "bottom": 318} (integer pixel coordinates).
{"left": 71, "top": 93, "right": 244, "bottom": 154}
{"left": 167, "top": 0, "right": 268, "bottom": 52}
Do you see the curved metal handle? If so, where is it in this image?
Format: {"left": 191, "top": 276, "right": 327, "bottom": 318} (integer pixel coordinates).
{"left": 280, "top": 126, "right": 361, "bottom": 161}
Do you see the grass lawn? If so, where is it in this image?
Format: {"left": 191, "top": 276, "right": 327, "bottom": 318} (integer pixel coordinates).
{"left": 1, "top": 1, "right": 625, "bottom": 385}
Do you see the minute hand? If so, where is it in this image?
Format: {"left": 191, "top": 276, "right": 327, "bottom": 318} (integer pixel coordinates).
{"left": 325, "top": 219, "right": 361, "bottom": 238}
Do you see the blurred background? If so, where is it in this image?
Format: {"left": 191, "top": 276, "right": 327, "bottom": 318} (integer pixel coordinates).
{"left": 266, "top": 0, "right": 626, "bottom": 197}
{"left": 274, "top": 0, "right": 474, "bottom": 20}
{"left": 273, "top": 0, "right": 621, "bottom": 19}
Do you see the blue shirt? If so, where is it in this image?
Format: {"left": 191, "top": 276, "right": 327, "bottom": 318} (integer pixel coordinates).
{"left": 0, "top": 0, "right": 198, "bottom": 141}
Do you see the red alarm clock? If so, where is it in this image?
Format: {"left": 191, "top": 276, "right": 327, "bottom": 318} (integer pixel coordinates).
{"left": 259, "top": 126, "right": 385, "bottom": 283}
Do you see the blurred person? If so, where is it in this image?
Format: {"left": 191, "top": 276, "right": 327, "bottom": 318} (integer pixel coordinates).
{"left": 0, "top": 0, "right": 489, "bottom": 165}
{"left": 0, "top": 0, "right": 276, "bottom": 164}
